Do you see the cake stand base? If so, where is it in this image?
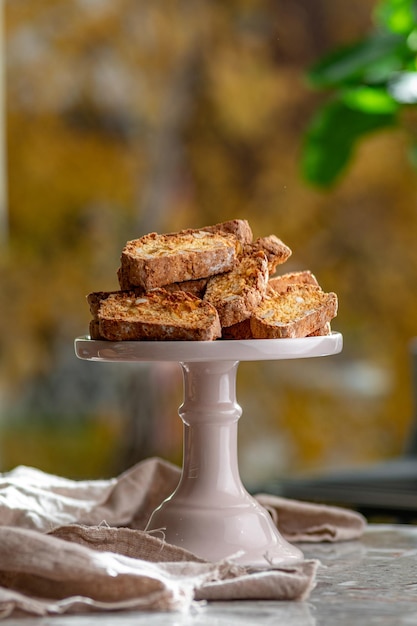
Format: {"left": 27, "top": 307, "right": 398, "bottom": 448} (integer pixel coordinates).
{"left": 145, "top": 360, "right": 303, "bottom": 566}
{"left": 75, "top": 333, "right": 343, "bottom": 567}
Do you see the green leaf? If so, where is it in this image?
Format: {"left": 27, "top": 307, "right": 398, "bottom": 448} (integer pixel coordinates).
{"left": 406, "top": 27, "right": 417, "bottom": 51}
{"left": 374, "top": 0, "right": 417, "bottom": 35}
{"left": 308, "top": 32, "right": 409, "bottom": 88}
{"left": 341, "top": 86, "right": 399, "bottom": 113}
{"left": 301, "top": 99, "right": 397, "bottom": 187}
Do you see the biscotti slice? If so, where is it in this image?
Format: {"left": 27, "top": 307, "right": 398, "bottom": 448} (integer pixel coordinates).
{"left": 222, "top": 319, "right": 331, "bottom": 340}
{"left": 98, "top": 288, "right": 221, "bottom": 341}
{"left": 308, "top": 322, "right": 332, "bottom": 337}
{"left": 87, "top": 288, "right": 144, "bottom": 317}
{"left": 117, "top": 265, "right": 134, "bottom": 291}
{"left": 120, "top": 230, "right": 239, "bottom": 291}
{"left": 267, "top": 272, "right": 331, "bottom": 337}
{"left": 267, "top": 270, "right": 319, "bottom": 295}
{"left": 201, "top": 219, "right": 253, "bottom": 245}
{"left": 250, "top": 284, "right": 338, "bottom": 339}
{"left": 87, "top": 288, "right": 146, "bottom": 339}
{"left": 89, "top": 319, "right": 102, "bottom": 340}
{"left": 88, "top": 291, "right": 111, "bottom": 338}
{"left": 221, "top": 318, "right": 253, "bottom": 340}
{"left": 118, "top": 265, "right": 209, "bottom": 296}
{"left": 245, "top": 235, "right": 292, "bottom": 274}
{"left": 222, "top": 310, "right": 332, "bottom": 341}
{"left": 204, "top": 251, "right": 269, "bottom": 327}
{"left": 163, "top": 277, "right": 208, "bottom": 298}
{"left": 88, "top": 290, "right": 112, "bottom": 318}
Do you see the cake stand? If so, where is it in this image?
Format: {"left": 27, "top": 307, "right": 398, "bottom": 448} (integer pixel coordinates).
{"left": 75, "top": 332, "right": 343, "bottom": 567}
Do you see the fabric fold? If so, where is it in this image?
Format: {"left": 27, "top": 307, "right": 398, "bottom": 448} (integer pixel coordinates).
{"left": 0, "top": 457, "right": 366, "bottom": 540}
{"left": 0, "top": 457, "right": 366, "bottom": 617}
{"left": 255, "top": 492, "right": 366, "bottom": 543}
{"left": 0, "top": 525, "right": 319, "bottom": 615}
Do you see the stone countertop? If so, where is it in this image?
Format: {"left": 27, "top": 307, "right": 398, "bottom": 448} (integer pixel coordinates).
{"left": 3, "top": 524, "right": 417, "bottom": 626}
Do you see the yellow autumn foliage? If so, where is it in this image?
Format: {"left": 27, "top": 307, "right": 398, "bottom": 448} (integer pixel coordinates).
{"left": 1, "top": 0, "right": 417, "bottom": 480}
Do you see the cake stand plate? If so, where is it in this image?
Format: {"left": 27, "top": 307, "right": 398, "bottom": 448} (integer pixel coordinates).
{"left": 75, "top": 332, "right": 342, "bottom": 567}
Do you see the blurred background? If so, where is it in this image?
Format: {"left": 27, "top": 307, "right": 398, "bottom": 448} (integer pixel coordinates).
{"left": 1, "top": 0, "right": 417, "bottom": 488}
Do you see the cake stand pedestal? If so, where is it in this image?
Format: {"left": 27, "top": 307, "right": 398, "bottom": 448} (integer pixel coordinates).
{"left": 75, "top": 332, "right": 342, "bottom": 567}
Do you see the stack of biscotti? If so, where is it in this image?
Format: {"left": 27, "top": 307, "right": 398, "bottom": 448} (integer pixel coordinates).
{"left": 223, "top": 269, "right": 336, "bottom": 339}
{"left": 87, "top": 219, "right": 338, "bottom": 341}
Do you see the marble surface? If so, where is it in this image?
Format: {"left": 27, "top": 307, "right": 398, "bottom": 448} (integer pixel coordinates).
{"left": 3, "top": 524, "right": 417, "bottom": 626}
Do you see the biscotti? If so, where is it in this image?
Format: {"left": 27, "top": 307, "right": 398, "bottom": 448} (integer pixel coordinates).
{"left": 250, "top": 284, "right": 338, "bottom": 339}
{"left": 266, "top": 271, "right": 332, "bottom": 337}
{"left": 87, "top": 288, "right": 145, "bottom": 339}
{"left": 89, "top": 319, "right": 102, "bottom": 340}
{"left": 119, "top": 230, "right": 239, "bottom": 291}
{"left": 221, "top": 318, "right": 253, "bottom": 340}
{"left": 220, "top": 269, "right": 320, "bottom": 340}
{"left": 308, "top": 322, "right": 332, "bottom": 337}
{"left": 268, "top": 270, "right": 319, "bottom": 295}
{"left": 98, "top": 289, "right": 221, "bottom": 341}
{"left": 247, "top": 235, "right": 292, "bottom": 274}
{"left": 162, "top": 277, "right": 208, "bottom": 298}
{"left": 204, "top": 251, "right": 269, "bottom": 327}
{"left": 85, "top": 217, "right": 338, "bottom": 341}
{"left": 87, "top": 288, "right": 144, "bottom": 317}
{"left": 202, "top": 219, "right": 253, "bottom": 245}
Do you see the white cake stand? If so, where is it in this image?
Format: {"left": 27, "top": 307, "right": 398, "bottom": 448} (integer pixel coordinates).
{"left": 75, "top": 332, "right": 342, "bottom": 567}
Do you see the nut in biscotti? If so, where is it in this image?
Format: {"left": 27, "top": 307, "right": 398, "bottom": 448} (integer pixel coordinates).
{"left": 98, "top": 288, "right": 221, "bottom": 341}
{"left": 250, "top": 284, "right": 338, "bottom": 339}
{"left": 120, "top": 230, "right": 239, "bottom": 291}
{"left": 204, "top": 250, "right": 269, "bottom": 327}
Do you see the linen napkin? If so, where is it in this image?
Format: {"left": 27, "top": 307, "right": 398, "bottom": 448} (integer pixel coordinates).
{"left": 0, "top": 457, "right": 366, "bottom": 617}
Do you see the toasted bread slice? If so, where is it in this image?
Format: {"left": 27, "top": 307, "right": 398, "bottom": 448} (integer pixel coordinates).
{"left": 98, "top": 288, "right": 221, "bottom": 341}
{"left": 246, "top": 235, "right": 292, "bottom": 274}
{"left": 250, "top": 284, "right": 338, "bottom": 339}
{"left": 267, "top": 270, "right": 319, "bottom": 295}
{"left": 120, "top": 230, "right": 239, "bottom": 291}
{"left": 204, "top": 251, "right": 269, "bottom": 327}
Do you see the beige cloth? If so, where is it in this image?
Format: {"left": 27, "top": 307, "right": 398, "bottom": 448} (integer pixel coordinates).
{"left": 0, "top": 457, "right": 366, "bottom": 617}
